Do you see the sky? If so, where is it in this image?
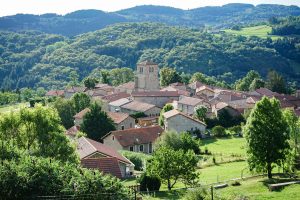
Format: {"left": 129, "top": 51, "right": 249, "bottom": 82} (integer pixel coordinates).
{"left": 1, "top": 0, "right": 300, "bottom": 17}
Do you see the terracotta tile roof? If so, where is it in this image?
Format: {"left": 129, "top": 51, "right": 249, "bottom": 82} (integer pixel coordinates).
{"left": 138, "top": 60, "right": 157, "bottom": 65}
{"left": 109, "top": 98, "right": 131, "bottom": 107}
{"left": 163, "top": 110, "right": 206, "bottom": 126}
{"left": 46, "top": 90, "right": 64, "bottom": 97}
{"left": 115, "top": 82, "right": 135, "bottom": 90}
{"left": 95, "top": 83, "right": 110, "bottom": 88}
{"left": 103, "top": 126, "right": 164, "bottom": 147}
{"left": 255, "top": 88, "right": 276, "bottom": 97}
{"left": 77, "top": 137, "right": 131, "bottom": 164}
{"left": 196, "top": 86, "right": 215, "bottom": 93}
{"left": 121, "top": 101, "right": 156, "bottom": 112}
{"left": 65, "top": 86, "right": 87, "bottom": 93}
{"left": 66, "top": 125, "right": 80, "bottom": 136}
{"left": 81, "top": 158, "right": 122, "bottom": 179}
{"left": 101, "top": 92, "right": 131, "bottom": 103}
{"left": 178, "top": 96, "right": 203, "bottom": 106}
{"left": 132, "top": 91, "right": 179, "bottom": 97}
{"left": 161, "top": 86, "right": 190, "bottom": 96}
{"left": 188, "top": 81, "right": 205, "bottom": 89}
{"left": 214, "top": 102, "right": 229, "bottom": 110}
{"left": 74, "top": 108, "right": 131, "bottom": 124}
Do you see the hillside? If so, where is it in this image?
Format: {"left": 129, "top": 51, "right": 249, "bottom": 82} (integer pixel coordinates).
{"left": 1, "top": 22, "right": 300, "bottom": 90}
{"left": 1, "top": 4, "right": 300, "bottom": 36}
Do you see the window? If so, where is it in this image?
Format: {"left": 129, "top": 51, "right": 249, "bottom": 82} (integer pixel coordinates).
{"left": 121, "top": 125, "right": 125, "bottom": 130}
{"left": 139, "top": 145, "right": 144, "bottom": 152}
{"left": 149, "top": 142, "right": 152, "bottom": 153}
{"left": 139, "top": 67, "right": 143, "bottom": 73}
{"left": 129, "top": 146, "right": 134, "bottom": 151}
{"left": 112, "top": 136, "right": 114, "bottom": 140}
{"left": 130, "top": 123, "right": 133, "bottom": 128}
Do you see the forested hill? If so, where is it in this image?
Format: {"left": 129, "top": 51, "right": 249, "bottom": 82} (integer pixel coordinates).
{"left": 1, "top": 22, "right": 300, "bottom": 90}
{"left": 1, "top": 4, "right": 300, "bottom": 36}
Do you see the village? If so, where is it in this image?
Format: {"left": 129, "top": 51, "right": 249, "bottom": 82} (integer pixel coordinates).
{"left": 44, "top": 60, "right": 300, "bottom": 180}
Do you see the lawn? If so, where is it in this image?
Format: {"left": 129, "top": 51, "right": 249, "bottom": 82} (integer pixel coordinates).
{"left": 224, "top": 25, "right": 282, "bottom": 40}
{"left": 0, "top": 102, "right": 28, "bottom": 114}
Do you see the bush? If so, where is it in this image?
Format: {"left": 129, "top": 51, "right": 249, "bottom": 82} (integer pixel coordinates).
{"left": 211, "top": 126, "right": 227, "bottom": 137}
{"left": 138, "top": 173, "right": 161, "bottom": 192}
{"left": 183, "top": 188, "right": 209, "bottom": 200}
{"left": 120, "top": 151, "right": 151, "bottom": 171}
{"left": 228, "top": 125, "right": 242, "bottom": 136}
{"left": 231, "top": 180, "right": 241, "bottom": 186}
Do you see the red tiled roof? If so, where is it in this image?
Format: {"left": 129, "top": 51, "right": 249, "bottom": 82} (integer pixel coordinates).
{"left": 65, "top": 86, "right": 87, "bottom": 93}
{"left": 121, "top": 101, "right": 156, "bottom": 112}
{"left": 101, "top": 92, "right": 131, "bottom": 103}
{"left": 81, "top": 158, "right": 122, "bottom": 179}
{"left": 74, "top": 108, "right": 131, "bottom": 124}
{"left": 46, "top": 90, "right": 64, "bottom": 96}
{"left": 77, "top": 137, "right": 131, "bottom": 164}
{"left": 116, "top": 82, "right": 135, "bottom": 90}
{"left": 255, "top": 88, "right": 276, "bottom": 97}
{"left": 66, "top": 125, "right": 80, "bottom": 136}
{"left": 132, "top": 91, "right": 179, "bottom": 97}
{"left": 103, "top": 126, "right": 164, "bottom": 147}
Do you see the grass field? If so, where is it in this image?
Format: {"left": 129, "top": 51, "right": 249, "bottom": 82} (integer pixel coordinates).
{"left": 0, "top": 103, "right": 28, "bottom": 114}
{"left": 224, "top": 25, "right": 282, "bottom": 40}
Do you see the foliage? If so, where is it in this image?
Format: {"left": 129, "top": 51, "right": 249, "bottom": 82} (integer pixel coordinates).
{"left": 159, "top": 67, "right": 182, "bottom": 86}
{"left": 130, "top": 112, "right": 147, "bottom": 120}
{"left": 194, "top": 105, "right": 208, "bottom": 121}
{"left": 155, "top": 131, "right": 201, "bottom": 154}
{"left": 235, "top": 70, "right": 260, "bottom": 91}
{"left": 0, "top": 91, "right": 19, "bottom": 105}
{"left": 271, "top": 16, "right": 300, "bottom": 36}
{"left": 120, "top": 151, "right": 151, "bottom": 171}
{"left": 249, "top": 78, "right": 265, "bottom": 91}
{"left": 266, "top": 70, "right": 287, "bottom": 94}
{"left": 81, "top": 102, "right": 116, "bottom": 141}
{"left": 138, "top": 173, "right": 161, "bottom": 192}
{"left": 0, "top": 105, "right": 78, "bottom": 163}
{"left": 158, "top": 104, "right": 174, "bottom": 126}
{"left": 147, "top": 145, "right": 199, "bottom": 190}
{"left": 228, "top": 125, "right": 242, "bottom": 136}
{"left": 243, "top": 97, "right": 290, "bottom": 178}
{"left": 218, "top": 109, "right": 245, "bottom": 128}
{"left": 71, "top": 92, "right": 91, "bottom": 113}
{"left": 53, "top": 97, "right": 76, "bottom": 129}
{"left": 83, "top": 77, "right": 99, "bottom": 89}
{"left": 183, "top": 188, "right": 209, "bottom": 200}
{"left": 211, "top": 126, "right": 227, "bottom": 137}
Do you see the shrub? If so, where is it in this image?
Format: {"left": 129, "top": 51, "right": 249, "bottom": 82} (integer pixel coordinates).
{"left": 120, "top": 151, "right": 151, "bottom": 171}
{"left": 211, "top": 126, "right": 227, "bottom": 137}
{"left": 183, "top": 188, "right": 209, "bottom": 200}
{"left": 231, "top": 180, "right": 241, "bottom": 186}
{"left": 138, "top": 173, "right": 161, "bottom": 191}
{"left": 228, "top": 125, "right": 242, "bottom": 136}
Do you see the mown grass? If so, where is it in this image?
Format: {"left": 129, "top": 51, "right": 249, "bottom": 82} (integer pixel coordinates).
{"left": 224, "top": 25, "right": 282, "bottom": 40}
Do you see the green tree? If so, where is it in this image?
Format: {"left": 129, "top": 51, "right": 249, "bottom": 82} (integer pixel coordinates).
{"left": 158, "top": 104, "right": 174, "bottom": 126}
{"left": 194, "top": 105, "right": 208, "bottom": 121}
{"left": 249, "top": 78, "right": 265, "bottom": 91}
{"left": 71, "top": 92, "right": 91, "bottom": 113}
{"left": 235, "top": 70, "right": 260, "bottom": 91}
{"left": 243, "top": 97, "right": 290, "bottom": 178}
{"left": 53, "top": 98, "right": 76, "bottom": 129}
{"left": 147, "top": 146, "right": 199, "bottom": 190}
{"left": 83, "top": 77, "right": 99, "bottom": 89}
{"left": 100, "top": 69, "right": 110, "bottom": 84}
{"left": 266, "top": 70, "right": 287, "bottom": 94}
{"left": 81, "top": 102, "right": 116, "bottom": 141}
{"left": 159, "top": 67, "right": 182, "bottom": 87}
{"left": 68, "top": 71, "right": 80, "bottom": 87}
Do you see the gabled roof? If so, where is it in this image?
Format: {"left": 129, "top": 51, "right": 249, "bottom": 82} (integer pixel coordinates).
{"left": 163, "top": 110, "right": 206, "bottom": 126}
{"left": 74, "top": 108, "right": 131, "bottom": 124}
{"left": 255, "top": 88, "right": 276, "bottom": 97}
{"left": 102, "top": 126, "right": 164, "bottom": 147}
{"left": 109, "top": 98, "right": 131, "bottom": 107}
{"left": 77, "top": 137, "right": 131, "bottom": 164}
{"left": 132, "top": 91, "right": 179, "bottom": 97}
{"left": 81, "top": 158, "right": 122, "bottom": 179}
{"left": 121, "top": 101, "right": 156, "bottom": 112}
{"left": 66, "top": 125, "right": 80, "bottom": 137}
{"left": 196, "top": 86, "right": 215, "bottom": 93}
{"left": 178, "top": 96, "right": 203, "bottom": 106}
{"left": 214, "top": 102, "right": 229, "bottom": 110}
{"left": 138, "top": 60, "right": 157, "bottom": 65}
{"left": 101, "top": 92, "right": 131, "bottom": 103}
{"left": 65, "top": 86, "right": 87, "bottom": 93}
{"left": 46, "top": 90, "right": 64, "bottom": 97}
{"left": 115, "top": 82, "right": 135, "bottom": 90}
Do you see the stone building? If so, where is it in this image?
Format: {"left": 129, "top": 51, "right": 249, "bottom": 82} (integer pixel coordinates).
{"left": 134, "top": 60, "right": 160, "bottom": 91}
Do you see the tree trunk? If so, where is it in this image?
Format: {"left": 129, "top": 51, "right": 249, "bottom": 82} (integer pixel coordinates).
{"left": 167, "top": 179, "right": 171, "bottom": 191}
{"left": 267, "top": 163, "right": 272, "bottom": 179}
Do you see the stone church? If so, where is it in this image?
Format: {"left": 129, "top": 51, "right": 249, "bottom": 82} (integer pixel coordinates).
{"left": 134, "top": 60, "right": 160, "bottom": 91}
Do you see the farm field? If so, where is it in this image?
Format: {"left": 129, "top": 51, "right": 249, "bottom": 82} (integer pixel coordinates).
{"left": 224, "top": 25, "right": 282, "bottom": 40}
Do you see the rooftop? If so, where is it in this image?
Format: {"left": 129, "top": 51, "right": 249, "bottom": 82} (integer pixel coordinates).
{"left": 121, "top": 101, "right": 156, "bottom": 112}
{"left": 178, "top": 96, "right": 203, "bottom": 106}
{"left": 163, "top": 109, "right": 206, "bottom": 125}
{"left": 132, "top": 91, "right": 179, "bottom": 97}
{"left": 101, "top": 92, "right": 131, "bottom": 103}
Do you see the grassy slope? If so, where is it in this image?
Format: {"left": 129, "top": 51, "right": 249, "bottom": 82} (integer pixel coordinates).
{"left": 224, "top": 25, "right": 282, "bottom": 40}
{"left": 0, "top": 103, "right": 28, "bottom": 114}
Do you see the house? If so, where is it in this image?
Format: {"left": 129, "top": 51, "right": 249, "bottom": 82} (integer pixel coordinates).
{"left": 163, "top": 109, "right": 206, "bottom": 134}
{"left": 64, "top": 86, "right": 88, "bottom": 98}
{"left": 176, "top": 96, "right": 210, "bottom": 115}
{"left": 98, "top": 92, "right": 131, "bottom": 111}
{"left": 65, "top": 125, "right": 80, "bottom": 139}
{"left": 214, "top": 90, "right": 248, "bottom": 102}
{"left": 115, "top": 82, "right": 135, "bottom": 94}
{"left": 120, "top": 101, "right": 161, "bottom": 117}
{"left": 74, "top": 108, "right": 135, "bottom": 130}
{"left": 212, "top": 102, "right": 241, "bottom": 118}
{"left": 85, "top": 85, "right": 114, "bottom": 97}
{"left": 77, "top": 137, "right": 134, "bottom": 178}
{"left": 131, "top": 91, "right": 180, "bottom": 108}
{"left": 102, "top": 126, "right": 164, "bottom": 154}
{"left": 109, "top": 98, "right": 131, "bottom": 112}
{"left": 45, "top": 90, "right": 64, "bottom": 98}
{"left": 196, "top": 86, "right": 215, "bottom": 98}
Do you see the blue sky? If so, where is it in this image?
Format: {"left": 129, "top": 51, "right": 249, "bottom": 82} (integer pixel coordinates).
{"left": 1, "top": 0, "right": 300, "bottom": 16}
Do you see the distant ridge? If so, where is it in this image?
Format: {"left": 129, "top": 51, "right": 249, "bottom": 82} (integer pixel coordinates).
{"left": 0, "top": 3, "right": 299, "bottom": 36}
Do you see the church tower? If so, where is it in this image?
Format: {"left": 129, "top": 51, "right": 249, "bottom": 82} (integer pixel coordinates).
{"left": 134, "top": 60, "right": 160, "bottom": 91}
